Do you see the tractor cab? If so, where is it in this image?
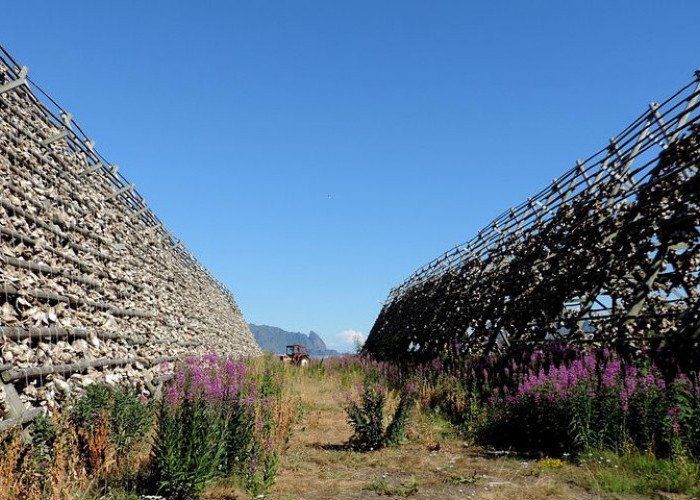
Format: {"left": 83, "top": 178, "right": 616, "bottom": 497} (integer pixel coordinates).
{"left": 281, "top": 344, "right": 310, "bottom": 366}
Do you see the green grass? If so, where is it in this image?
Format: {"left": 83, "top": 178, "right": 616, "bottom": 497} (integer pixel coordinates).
{"left": 414, "top": 409, "right": 460, "bottom": 442}
{"left": 364, "top": 475, "right": 419, "bottom": 497}
{"left": 447, "top": 472, "right": 483, "bottom": 485}
{"left": 583, "top": 450, "right": 700, "bottom": 497}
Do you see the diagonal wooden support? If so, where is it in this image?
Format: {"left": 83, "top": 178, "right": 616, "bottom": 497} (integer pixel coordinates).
{"left": 0, "top": 66, "right": 27, "bottom": 95}
{"left": 671, "top": 74, "right": 700, "bottom": 143}
{"left": 82, "top": 161, "right": 103, "bottom": 175}
{"left": 1, "top": 380, "right": 25, "bottom": 419}
{"left": 129, "top": 205, "right": 149, "bottom": 219}
{"left": 105, "top": 182, "right": 135, "bottom": 201}
{"left": 40, "top": 128, "right": 68, "bottom": 146}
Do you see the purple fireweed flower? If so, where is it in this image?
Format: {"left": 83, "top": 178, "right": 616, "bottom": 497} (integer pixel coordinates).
{"left": 246, "top": 393, "right": 256, "bottom": 406}
{"left": 202, "top": 352, "right": 219, "bottom": 366}
{"left": 619, "top": 390, "right": 630, "bottom": 413}
{"left": 206, "top": 377, "right": 225, "bottom": 400}
{"left": 223, "top": 358, "right": 240, "bottom": 377}
{"left": 668, "top": 406, "right": 683, "bottom": 434}
{"left": 224, "top": 382, "right": 240, "bottom": 399}
{"left": 164, "top": 385, "right": 180, "bottom": 406}
{"left": 164, "top": 353, "right": 268, "bottom": 406}
{"left": 602, "top": 359, "right": 621, "bottom": 388}
{"left": 639, "top": 372, "right": 658, "bottom": 393}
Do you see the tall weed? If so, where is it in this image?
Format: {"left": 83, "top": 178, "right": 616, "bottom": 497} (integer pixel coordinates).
{"left": 151, "top": 354, "right": 291, "bottom": 497}
{"left": 345, "top": 377, "right": 416, "bottom": 451}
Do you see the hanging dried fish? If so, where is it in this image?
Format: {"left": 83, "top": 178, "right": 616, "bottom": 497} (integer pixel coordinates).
{"left": 0, "top": 45, "right": 261, "bottom": 419}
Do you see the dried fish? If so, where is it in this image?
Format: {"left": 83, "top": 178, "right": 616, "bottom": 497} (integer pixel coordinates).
{"left": 0, "top": 48, "right": 261, "bottom": 418}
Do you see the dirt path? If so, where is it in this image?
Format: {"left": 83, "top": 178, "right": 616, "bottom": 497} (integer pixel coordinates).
{"left": 270, "top": 373, "right": 604, "bottom": 500}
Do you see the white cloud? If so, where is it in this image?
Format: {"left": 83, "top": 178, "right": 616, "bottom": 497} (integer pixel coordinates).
{"left": 330, "top": 329, "right": 366, "bottom": 352}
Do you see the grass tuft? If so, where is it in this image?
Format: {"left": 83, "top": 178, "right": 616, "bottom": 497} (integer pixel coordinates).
{"left": 364, "top": 475, "right": 419, "bottom": 497}
{"left": 583, "top": 450, "right": 700, "bottom": 496}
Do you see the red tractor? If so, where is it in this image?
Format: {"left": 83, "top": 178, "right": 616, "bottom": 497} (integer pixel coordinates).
{"left": 280, "top": 344, "right": 311, "bottom": 367}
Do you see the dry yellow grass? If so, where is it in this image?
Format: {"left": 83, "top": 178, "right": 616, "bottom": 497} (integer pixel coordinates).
{"left": 0, "top": 431, "right": 29, "bottom": 499}
{"left": 0, "top": 415, "right": 96, "bottom": 500}
{"left": 268, "top": 363, "right": 601, "bottom": 500}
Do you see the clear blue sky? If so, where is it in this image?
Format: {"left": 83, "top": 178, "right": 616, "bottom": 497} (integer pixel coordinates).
{"left": 2, "top": 1, "right": 698, "bottom": 351}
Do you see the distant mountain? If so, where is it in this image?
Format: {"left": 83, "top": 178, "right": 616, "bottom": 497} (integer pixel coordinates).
{"left": 248, "top": 324, "right": 340, "bottom": 357}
